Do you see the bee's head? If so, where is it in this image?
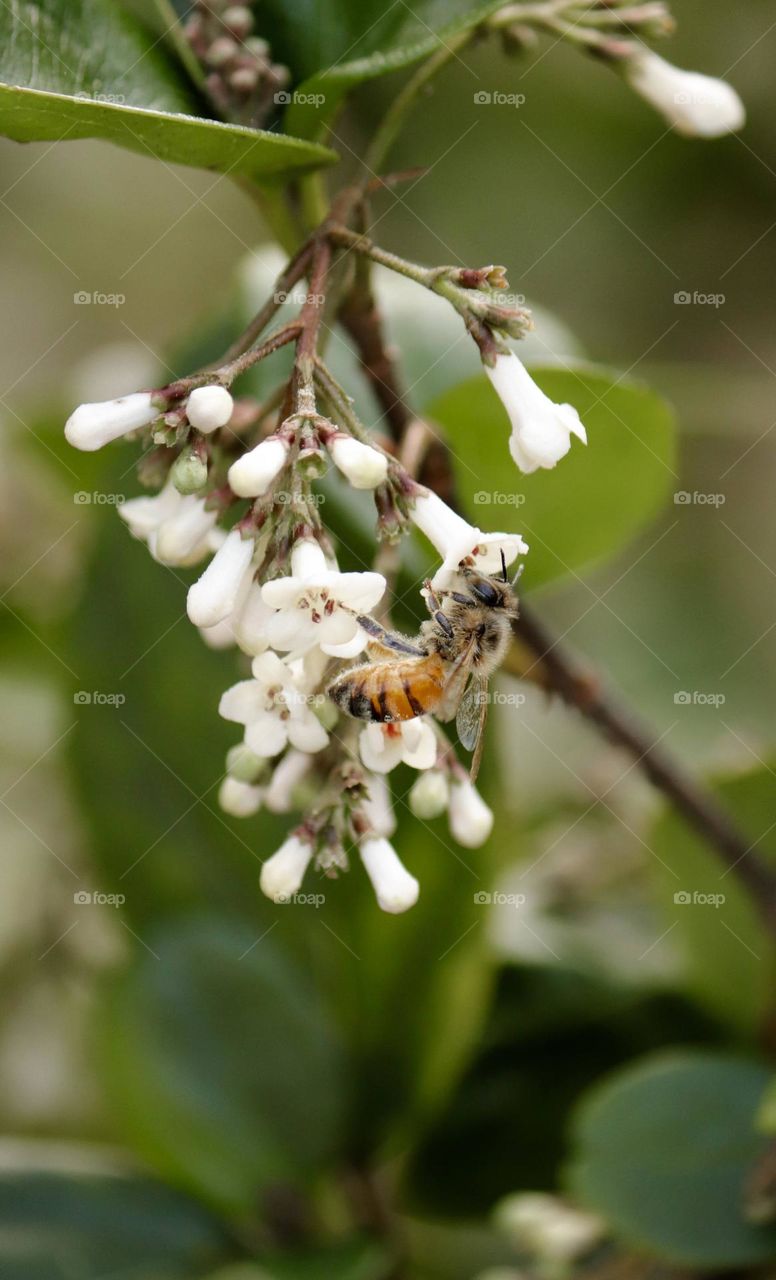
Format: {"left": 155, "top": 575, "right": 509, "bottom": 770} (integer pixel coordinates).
{"left": 468, "top": 575, "right": 503, "bottom": 606}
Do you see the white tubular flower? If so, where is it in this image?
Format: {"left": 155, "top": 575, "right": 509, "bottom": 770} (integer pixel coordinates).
{"left": 359, "top": 836, "right": 419, "bottom": 914}
{"left": 187, "top": 528, "right": 255, "bottom": 629}
{"left": 359, "top": 720, "right": 437, "bottom": 775}
{"left": 119, "top": 482, "right": 220, "bottom": 567}
{"left": 328, "top": 434, "right": 388, "bottom": 489}
{"left": 232, "top": 580, "right": 273, "bottom": 656}
{"left": 264, "top": 750, "right": 312, "bottom": 813}
{"left": 262, "top": 539, "right": 385, "bottom": 657}
{"left": 199, "top": 617, "right": 241, "bottom": 650}
{"left": 485, "top": 351, "right": 586, "bottom": 474}
{"left": 219, "top": 650, "right": 329, "bottom": 758}
{"left": 624, "top": 50, "right": 745, "bottom": 138}
{"left": 65, "top": 391, "right": 159, "bottom": 451}
{"left": 448, "top": 777, "right": 493, "bottom": 848}
{"left": 119, "top": 480, "right": 181, "bottom": 540}
{"left": 228, "top": 436, "right": 289, "bottom": 497}
{"left": 186, "top": 385, "right": 234, "bottom": 433}
{"left": 260, "top": 833, "right": 314, "bottom": 903}
{"left": 218, "top": 775, "right": 264, "bottom": 818}
{"left": 409, "top": 768, "right": 450, "bottom": 820}
{"left": 362, "top": 773, "right": 396, "bottom": 838}
{"left": 153, "top": 497, "right": 220, "bottom": 566}
{"left": 411, "top": 489, "right": 528, "bottom": 589}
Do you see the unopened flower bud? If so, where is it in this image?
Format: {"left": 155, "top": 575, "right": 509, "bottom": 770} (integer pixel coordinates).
{"left": 329, "top": 434, "right": 388, "bottom": 489}
{"left": 171, "top": 442, "right": 208, "bottom": 494}
{"left": 222, "top": 5, "right": 254, "bottom": 37}
{"left": 187, "top": 528, "right": 254, "bottom": 628}
{"left": 409, "top": 769, "right": 450, "bottom": 819}
{"left": 359, "top": 836, "right": 419, "bottom": 913}
{"left": 260, "top": 833, "right": 314, "bottom": 902}
{"left": 186, "top": 385, "right": 234, "bottom": 433}
{"left": 228, "top": 435, "right": 289, "bottom": 497}
{"left": 219, "top": 775, "right": 263, "bottom": 817}
{"left": 623, "top": 50, "right": 744, "bottom": 137}
{"left": 226, "top": 742, "right": 266, "bottom": 784}
{"left": 65, "top": 391, "right": 160, "bottom": 451}
{"left": 244, "top": 36, "right": 270, "bottom": 59}
{"left": 448, "top": 777, "right": 493, "bottom": 848}
{"left": 205, "top": 36, "right": 238, "bottom": 68}
{"left": 229, "top": 66, "right": 259, "bottom": 94}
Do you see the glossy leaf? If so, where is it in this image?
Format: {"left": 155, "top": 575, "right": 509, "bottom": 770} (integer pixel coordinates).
{"left": 277, "top": 0, "right": 504, "bottom": 138}
{"left": 0, "top": 1155, "right": 228, "bottom": 1279}
{"left": 567, "top": 1051, "right": 776, "bottom": 1267}
{"left": 424, "top": 367, "right": 676, "bottom": 591}
{"left": 0, "top": 0, "right": 336, "bottom": 180}
{"left": 100, "top": 915, "right": 348, "bottom": 1215}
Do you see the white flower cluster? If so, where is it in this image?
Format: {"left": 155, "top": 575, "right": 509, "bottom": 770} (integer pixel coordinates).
{"left": 65, "top": 377, "right": 531, "bottom": 913}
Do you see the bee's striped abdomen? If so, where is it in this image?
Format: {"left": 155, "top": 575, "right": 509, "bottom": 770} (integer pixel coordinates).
{"left": 328, "top": 654, "right": 446, "bottom": 723}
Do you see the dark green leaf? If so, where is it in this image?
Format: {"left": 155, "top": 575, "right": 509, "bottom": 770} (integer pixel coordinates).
{"left": 275, "top": 0, "right": 504, "bottom": 138}
{"left": 0, "top": 0, "right": 336, "bottom": 180}
{"left": 100, "top": 915, "right": 348, "bottom": 1215}
{"left": 406, "top": 966, "right": 723, "bottom": 1216}
{"left": 0, "top": 1153, "right": 228, "bottom": 1279}
{"left": 424, "top": 367, "right": 676, "bottom": 591}
{"left": 567, "top": 1051, "right": 776, "bottom": 1268}
{"left": 650, "top": 764, "right": 776, "bottom": 1035}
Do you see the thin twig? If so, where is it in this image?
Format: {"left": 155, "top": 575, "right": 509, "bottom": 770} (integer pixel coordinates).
{"left": 216, "top": 241, "right": 314, "bottom": 366}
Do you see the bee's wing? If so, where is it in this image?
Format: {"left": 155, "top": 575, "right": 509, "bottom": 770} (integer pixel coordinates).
{"left": 435, "top": 635, "right": 479, "bottom": 723}
{"left": 456, "top": 676, "right": 489, "bottom": 781}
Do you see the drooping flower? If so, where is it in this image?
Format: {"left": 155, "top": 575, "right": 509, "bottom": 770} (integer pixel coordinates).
{"left": 218, "top": 775, "right": 264, "bottom": 817}
{"left": 359, "top": 835, "right": 419, "bottom": 913}
{"left": 263, "top": 750, "right": 313, "bottom": 814}
{"left": 186, "top": 385, "right": 234, "bottom": 433}
{"left": 410, "top": 488, "right": 528, "bottom": 588}
{"left": 261, "top": 538, "right": 385, "bottom": 657}
{"left": 219, "top": 650, "right": 329, "bottom": 757}
{"left": 359, "top": 719, "right": 437, "bottom": 775}
{"left": 623, "top": 50, "right": 745, "bottom": 138}
{"left": 362, "top": 773, "right": 397, "bottom": 837}
{"left": 327, "top": 434, "right": 388, "bottom": 489}
{"left": 187, "top": 528, "right": 255, "bottom": 628}
{"left": 448, "top": 776, "right": 494, "bottom": 847}
{"left": 485, "top": 350, "right": 586, "bottom": 474}
{"left": 228, "top": 435, "right": 289, "bottom": 497}
{"left": 260, "top": 832, "right": 315, "bottom": 903}
{"left": 65, "top": 391, "right": 160, "bottom": 451}
{"left": 409, "top": 768, "right": 450, "bottom": 819}
{"left": 118, "top": 481, "right": 220, "bottom": 566}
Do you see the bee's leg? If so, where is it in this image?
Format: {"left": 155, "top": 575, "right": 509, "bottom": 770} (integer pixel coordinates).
{"left": 421, "top": 580, "right": 454, "bottom": 638}
{"left": 356, "top": 613, "right": 425, "bottom": 657}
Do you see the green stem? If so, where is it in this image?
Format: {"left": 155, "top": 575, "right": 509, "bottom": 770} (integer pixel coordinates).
{"left": 363, "top": 33, "right": 471, "bottom": 177}
{"left": 327, "top": 225, "right": 435, "bottom": 286}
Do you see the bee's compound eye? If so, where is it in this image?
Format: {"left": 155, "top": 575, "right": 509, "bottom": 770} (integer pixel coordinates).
{"left": 470, "top": 579, "right": 500, "bottom": 606}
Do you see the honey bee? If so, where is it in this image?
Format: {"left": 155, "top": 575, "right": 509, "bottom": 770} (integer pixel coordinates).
{"left": 327, "top": 557, "right": 521, "bottom": 780}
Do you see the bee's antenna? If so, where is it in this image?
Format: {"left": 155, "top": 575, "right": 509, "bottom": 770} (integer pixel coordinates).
{"left": 500, "top": 549, "right": 508, "bottom": 583}
{"left": 511, "top": 563, "right": 525, "bottom": 588}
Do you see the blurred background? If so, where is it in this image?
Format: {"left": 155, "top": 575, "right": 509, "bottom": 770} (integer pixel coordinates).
{"left": 0, "top": 0, "right": 774, "bottom": 1273}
